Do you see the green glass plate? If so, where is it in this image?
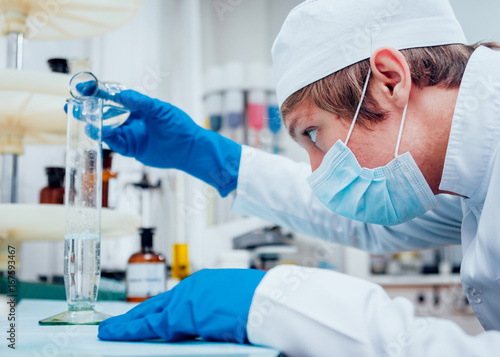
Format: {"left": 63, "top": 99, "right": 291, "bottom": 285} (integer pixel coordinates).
{"left": 39, "top": 309, "right": 111, "bottom": 325}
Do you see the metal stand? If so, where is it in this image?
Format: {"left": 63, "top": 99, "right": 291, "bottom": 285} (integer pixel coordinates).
{"left": 1, "top": 154, "right": 18, "bottom": 203}
{"left": 7, "top": 32, "right": 23, "bottom": 69}
{"left": 1, "top": 32, "right": 24, "bottom": 203}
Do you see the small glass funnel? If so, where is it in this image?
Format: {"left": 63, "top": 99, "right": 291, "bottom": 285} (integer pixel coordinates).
{"left": 69, "top": 71, "right": 130, "bottom": 128}
{"left": 40, "top": 97, "right": 111, "bottom": 325}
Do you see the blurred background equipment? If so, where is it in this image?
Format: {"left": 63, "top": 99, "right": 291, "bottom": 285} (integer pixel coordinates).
{"left": 233, "top": 226, "right": 297, "bottom": 271}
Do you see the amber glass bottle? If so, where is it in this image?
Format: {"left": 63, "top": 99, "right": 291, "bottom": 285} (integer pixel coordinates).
{"left": 126, "top": 228, "right": 167, "bottom": 303}
{"left": 40, "top": 167, "right": 65, "bottom": 204}
{"left": 102, "top": 149, "right": 117, "bottom": 208}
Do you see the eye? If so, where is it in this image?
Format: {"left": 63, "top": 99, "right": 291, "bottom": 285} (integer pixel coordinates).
{"left": 305, "top": 129, "right": 318, "bottom": 143}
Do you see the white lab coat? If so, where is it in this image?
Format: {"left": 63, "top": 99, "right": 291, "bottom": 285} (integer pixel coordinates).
{"left": 233, "top": 46, "right": 500, "bottom": 356}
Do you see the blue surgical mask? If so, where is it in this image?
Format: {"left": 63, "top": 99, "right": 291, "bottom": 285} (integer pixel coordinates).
{"left": 307, "top": 69, "right": 437, "bottom": 226}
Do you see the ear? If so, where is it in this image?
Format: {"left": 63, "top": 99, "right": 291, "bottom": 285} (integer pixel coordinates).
{"left": 369, "top": 47, "right": 411, "bottom": 109}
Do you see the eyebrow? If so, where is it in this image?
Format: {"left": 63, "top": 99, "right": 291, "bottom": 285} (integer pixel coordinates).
{"left": 286, "top": 114, "right": 303, "bottom": 141}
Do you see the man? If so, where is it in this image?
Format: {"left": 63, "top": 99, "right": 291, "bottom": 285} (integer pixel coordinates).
{"left": 97, "top": 0, "right": 500, "bottom": 355}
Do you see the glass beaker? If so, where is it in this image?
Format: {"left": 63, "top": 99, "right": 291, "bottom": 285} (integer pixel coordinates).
{"left": 40, "top": 97, "right": 110, "bottom": 325}
{"left": 69, "top": 71, "right": 130, "bottom": 128}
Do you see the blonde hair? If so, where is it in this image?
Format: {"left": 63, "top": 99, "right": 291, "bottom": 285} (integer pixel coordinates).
{"left": 281, "top": 42, "right": 500, "bottom": 127}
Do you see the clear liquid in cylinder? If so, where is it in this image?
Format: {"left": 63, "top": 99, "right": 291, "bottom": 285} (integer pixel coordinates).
{"left": 64, "top": 234, "right": 101, "bottom": 310}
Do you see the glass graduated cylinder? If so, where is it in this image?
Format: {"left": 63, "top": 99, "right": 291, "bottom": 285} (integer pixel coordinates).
{"left": 64, "top": 97, "right": 102, "bottom": 309}
{"left": 69, "top": 71, "right": 130, "bottom": 128}
{"left": 65, "top": 97, "right": 103, "bottom": 311}
{"left": 40, "top": 96, "right": 110, "bottom": 325}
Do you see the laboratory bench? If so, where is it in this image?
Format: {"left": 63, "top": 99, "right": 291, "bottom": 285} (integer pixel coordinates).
{"left": 0, "top": 299, "right": 281, "bottom": 357}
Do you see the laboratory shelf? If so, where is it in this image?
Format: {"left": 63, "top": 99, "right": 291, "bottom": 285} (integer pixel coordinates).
{"left": 0, "top": 204, "right": 140, "bottom": 241}
{"left": 0, "top": 1, "right": 142, "bottom": 41}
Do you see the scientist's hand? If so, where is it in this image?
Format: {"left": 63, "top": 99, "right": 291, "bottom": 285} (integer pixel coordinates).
{"left": 103, "top": 90, "right": 242, "bottom": 196}
{"left": 98, "top": 269, "right": 266, "bottom": 343}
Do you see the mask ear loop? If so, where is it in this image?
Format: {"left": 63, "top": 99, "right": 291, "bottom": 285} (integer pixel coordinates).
{"left": 345, "top": 67, "right": 372, "bottom": 146}
{"left": 394, "top": 104, "right": 408, "bottom": 157}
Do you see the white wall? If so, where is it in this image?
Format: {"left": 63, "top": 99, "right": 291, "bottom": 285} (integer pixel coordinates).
{"left": 200, "top": 0, "right": 303, "bottom": 69}
{"left": 450, "top": 0, "right": 500, "bottom": 43}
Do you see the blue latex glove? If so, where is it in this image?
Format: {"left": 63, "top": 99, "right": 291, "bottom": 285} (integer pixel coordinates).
{"left": 101, "top": 90, "right": 242, "bottom": 197}
{"left": 98, "top": 269, "right": 266, "bottom": 343}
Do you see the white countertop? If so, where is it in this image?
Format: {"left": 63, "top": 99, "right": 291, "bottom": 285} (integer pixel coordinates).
{"left": 0, "top": 298, "right": 281, "bottom": 357}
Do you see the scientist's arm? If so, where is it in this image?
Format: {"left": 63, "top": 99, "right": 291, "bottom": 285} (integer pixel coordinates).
{"left": 247, "top": 265, "right": 500, "bottom": 357}
{"left": 99, "top": 266, "right": 500, "bottom": 356}
{"left": 100, "top": 90, "right": 241, "bottom": 197}
{"left": 233, "top": 146, "right": 463, "bottom": 254}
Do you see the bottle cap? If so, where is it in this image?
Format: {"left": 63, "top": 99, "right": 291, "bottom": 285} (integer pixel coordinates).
{"left": 103, "top": 149, "right": 114, "bottom": 170}
{"left": 45, "top": 167, "right": 65, "bottom": 188}
{"left": 47, "top": 58, "right": 69, "bottom": 74}
{"left": 140, "top": 227, "right": 155, "bottom": 248}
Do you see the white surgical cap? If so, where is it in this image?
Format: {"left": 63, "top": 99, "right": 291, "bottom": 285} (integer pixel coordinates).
{"left": 272, "top": 0, "right": 468, "bottom": 107}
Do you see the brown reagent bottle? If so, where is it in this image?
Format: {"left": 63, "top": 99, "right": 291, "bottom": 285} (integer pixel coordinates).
{"left": 40, "top": 167, "right": 65, "bottom": 204}
{"left": 126, "top": 228, "right": 167, "bottom": 303}
{"left": 102, "top": 149, "right": 117, "bottom": 208}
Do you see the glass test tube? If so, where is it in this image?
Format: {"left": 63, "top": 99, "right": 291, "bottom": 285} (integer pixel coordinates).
{"left": 223, "top": 90, "right": 244, "bottom": 142}
{"left": 267, "top": 93, "right": 282, "bottom": 154}
{"left": 206, "top": 92, "right": 223, "bottom": 132}
{"left": 247, "top": 90, "right": 266, "bottom": 148}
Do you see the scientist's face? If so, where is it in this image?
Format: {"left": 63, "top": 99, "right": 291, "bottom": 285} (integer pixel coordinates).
{"left": 285, "top": 100, "right": 447, "bottom": 195}
{"left": 286, "top": 102, "right": 406, "bottom": 171}
{"left": 283, "top": 47, "right": 458, "bottom": 194}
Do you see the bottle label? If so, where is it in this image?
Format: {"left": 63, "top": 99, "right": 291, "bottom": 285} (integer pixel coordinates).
{"left": 126, "top": 263, "right": 166, "bottom": 298}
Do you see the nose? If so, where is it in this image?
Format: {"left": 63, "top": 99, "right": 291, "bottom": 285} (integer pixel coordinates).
{"left": 309, "top": 151, "right": 325, "bottom": 172}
